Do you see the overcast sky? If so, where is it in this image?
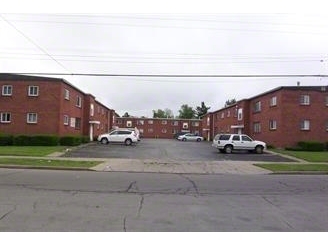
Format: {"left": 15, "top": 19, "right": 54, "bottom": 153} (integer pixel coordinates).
{"left": 1, "top": 1, "right": 328, "bottom": 117}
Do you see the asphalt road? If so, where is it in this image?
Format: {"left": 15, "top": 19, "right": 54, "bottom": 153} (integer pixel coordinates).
{"left": 63, "top": 139, "right": 294, "bottom": 162}
{"left": 1, "top": 169, "right": 327, "bottom": 231}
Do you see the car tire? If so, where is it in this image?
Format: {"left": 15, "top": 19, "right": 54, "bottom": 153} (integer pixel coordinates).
{"left": 101, "top": 138, "right": 108, "bottom": 144}
{"left": 182, "top": 138, "right": 187, "bottom": 141}
{"left": 125, "top": 138, "right": 132, "bottom": 146}
{"left": 196, "top": 138, "right": 201, "bottom": 142}
{"left": 224, "top": 145, "right": 233, "bottom": 154}
{"left": 255, "top": 145, "right": 264, "bottom": 154}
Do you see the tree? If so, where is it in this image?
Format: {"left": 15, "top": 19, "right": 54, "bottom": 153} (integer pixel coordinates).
{"left": 196, "top": 101, "right": 211, "bottom": 118}
{"left": 152, "top": 108, "right": 174, "bottom": 118}
{"left": 122, "top": 112, "right": 130, "bottom": 117}
{"left": 224, "top": 98, "right": 237, "bottom": 107}
{"left": 178, "top": 104, "right": 196, "bottom": 119}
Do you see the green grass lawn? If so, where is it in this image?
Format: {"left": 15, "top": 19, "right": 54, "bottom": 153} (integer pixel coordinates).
{"left": 0, "top": 146, "right": 67, "bottom": 156}
{"left": 271, "top": 149, "right": 328, "bottom": 162}
{"left": 255, "top": 163, "right": 328, "bottom": 172}
{"left": 0, "top": 158, "right": 102, "bottom": 168}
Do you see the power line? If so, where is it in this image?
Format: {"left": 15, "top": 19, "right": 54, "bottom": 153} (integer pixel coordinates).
{"left": 10, "top": 72, "right": 328, "bottom": 78}
{"left": 0, "top": 14, "right": 70, "bottom": 73}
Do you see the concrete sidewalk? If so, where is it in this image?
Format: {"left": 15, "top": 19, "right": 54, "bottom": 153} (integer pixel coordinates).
{"left": 0, "top": 155, "right": 272, "bottom": 174}
{"left": 89, "top": 158, "right": 273, "bottom": 174}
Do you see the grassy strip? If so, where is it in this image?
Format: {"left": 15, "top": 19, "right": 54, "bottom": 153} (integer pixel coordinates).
{"left": 0, "top": 146, "right": 67, "bottom": 156}
{"left": 0, "top": 158, "right": 102, "bottom": 168}
{"left": 271, "top": 149, "right": 328, "bottom": 162}
{"left": 255, "top": 163, "right": 328, "bottom": 172}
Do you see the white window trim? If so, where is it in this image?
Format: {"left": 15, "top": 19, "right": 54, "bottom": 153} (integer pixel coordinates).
{"left": 76, "top": 96, "right": 82, "bottom": 107}
{"left": 27, "top": 113, "right": 37, "bottom": 124}
{"left": 64, "top": 89, "right": 70, "bottom": 100}
{"left": 2, "top": 85, "right": 12, "bottom": 96}
{"left": 64, "top": 115, "right": 69, "bottom": 125}
{"left": 162, "top": 128, "right": 167, "bottom": 133}
{"left": 269, "top": 120, "right": 277, "bottom": 130}
{"left": 300, "top": 120, "right": 310, "bottom": 130}
{"left": 161, "top": 120, "right": 167, "bottom": 125}
{"left": 300, "top": 95, "right": 310, "bottom": 105}
{"left": 270, "top": 96, "right": 277, "bottom": 106}
{"left": 28, "top": 86, "right": 39, "bottom": 96}
{"left": 0, "top": 112, "right": 11, "bottom": 123}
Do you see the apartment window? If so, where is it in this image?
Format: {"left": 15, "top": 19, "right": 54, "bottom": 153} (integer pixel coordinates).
{"left": 76, "top": 96, "right": 82, "bottom": 107}
{"left": 237, "top": 108, "right": 243, "bottom": 121}
{"left": 2, "top": 85, "right": 12, "bottom": 96}
{"left": 90, "top": 104, "right": 94, "bottom": 116}
{"left": 270, "top": 96, "right": 277, "bottom": 106}
{"left": 64, "top": 115, "right": 69, "bottom": 125}
{"left": 326, "top": 121, "right": 328, "bottom": 131}
{"left": 28, "top": 86, "right": 39, "bottom": 96}
{"left": 148, "top": 120, "right": 153, "bottom": 124}
{"left": 300, "top": 95, "right": 310, "bottom": 105}
{"left": 172, "top": 121, "right": 179, "bottom": 126}
{"left": 227, "top": 110, "right": 230, "bottom": 117}
{"left": 161, "top": 120, "right": 167, "bottom": 125}
{"left": 192, "top": 121, "right": 199, "bottom": 127}
{"left": 0, "top": 112, "right": 11, "bottom": 123}
{"left": 254, "top": 101, "right": 261, "bottom": 112}
{"left": 253, "top": 122, "right": 261, "bottom": 133}
{"left": 75, "top": 118, "right": 81, "bottom": 129}
{"left": 101, "top": 108, "right": 104, "bottom": 115}
{"left": 97, "top": 106, "right": 100, "bottom": 114}
{"left": 27, "top": 113, "right": 37, "bottom": 123}
{"left": 116, "top": 119, "right": 122, "bottom": 124}
{"left": 137, "top": 120, "right": 144, "bottom": 125}
{"left": 300, "top": 120, "right": 310, "bottom": 130}
{"left": 220, "top": 112, "right": 224, "bottom": 119}
{"left": 269, "top": 120, "right": 277, "bottom": 130}
{"left": 64, "top": 89, "right": 70, "bottom": 100}
{"left": 162, "top": 128, "right": 167, "bottom": 133}
{"left": 183, "top": 122, "right": 189, "bottom": 129}
{"left": 325, "top": 96, "right": 328, "bottom": 106}
{"left": 70, "top": 117, "right": 76, "bottom": 127}
{"left": 148, "top": 128, "right": 153, "bottom": 133}
{"left": 126, "top": 120, "right": 132, "bottom": 127}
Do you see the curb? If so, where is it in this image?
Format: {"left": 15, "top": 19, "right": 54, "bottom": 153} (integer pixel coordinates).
{"left": 0, "top": 165, "right": 93, "bottom": 171}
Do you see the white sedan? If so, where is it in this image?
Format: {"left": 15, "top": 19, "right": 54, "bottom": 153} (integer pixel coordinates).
{"left": 178, "top": 133, "right": 204, "bottom": 142}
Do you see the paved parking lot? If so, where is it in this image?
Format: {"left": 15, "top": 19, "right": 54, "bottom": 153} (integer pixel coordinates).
{"left": 63, "top": 139, "right": 294, "bottom": 163}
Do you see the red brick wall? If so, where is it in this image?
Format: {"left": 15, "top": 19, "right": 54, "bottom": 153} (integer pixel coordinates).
{"left": 0, "top": 80, "right": 62, "bottom": 135}
{"left": 114, "top": 117, "right": 203, "bottom": 139}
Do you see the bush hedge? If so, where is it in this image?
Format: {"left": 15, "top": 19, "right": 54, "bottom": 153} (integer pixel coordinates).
{"left": 286, "top": 141, "right": 326, "bottom": 152}
{"left": 0, "top": 134, "right": 89, "bottom": 146}
{"left": 0, "top": 134, "right": 14, "bottom": 146}
{"left": 13, "top": 135, "right": 60, "bottom": 146}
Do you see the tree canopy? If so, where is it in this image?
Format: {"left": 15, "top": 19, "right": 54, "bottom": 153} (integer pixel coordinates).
{"left": 224, "top": 99, "right": 237, "bottom": 107}
{"left": 196, "top": 101, "right": 211, "bottom": 118}
{"left": 178, "top": 104, "right": 196, "bottom": 119}
{"left": 152, "top": 108, "right": 174, "bottom": 118}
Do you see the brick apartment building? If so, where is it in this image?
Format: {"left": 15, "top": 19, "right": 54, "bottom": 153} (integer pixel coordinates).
{"left": 0, "top": 73, "right": 116, "bottom": 141}
{"left": 115, "top": 117, "right": 203, "bottom": 139}
{"left": 202, "top": 86, "right": 328, "bottom": 148}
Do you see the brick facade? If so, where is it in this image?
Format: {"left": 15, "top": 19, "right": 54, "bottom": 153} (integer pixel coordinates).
{"left": 203, "top": 86, "right": 328, "bottom": 148}
{"left": 115, "top": 117, "right": 203, "bottom": 139}
{"left": 0, "top": 74, "right": 115, "bottom": 140}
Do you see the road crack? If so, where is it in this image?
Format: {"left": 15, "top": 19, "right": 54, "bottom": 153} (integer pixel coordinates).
{"left": 137, "top": 195, "right": 144, "bottom": 217}
{"left": 0, "top": 205, "right": 17, "bottom": 221}
{"left": 180, "top": 175, "right": 200, "bottom": 197}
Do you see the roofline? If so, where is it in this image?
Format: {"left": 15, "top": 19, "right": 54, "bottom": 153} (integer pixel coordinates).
{"left": 117, "top": 117, "right": 202, "bottom": 121}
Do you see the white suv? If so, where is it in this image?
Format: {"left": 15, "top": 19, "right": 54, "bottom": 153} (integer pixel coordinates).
{"left": 212, "top": 134, "right": 266, "bottom": 154}
{"left": 97, "top": 129, "right": 138, "bottom": 146}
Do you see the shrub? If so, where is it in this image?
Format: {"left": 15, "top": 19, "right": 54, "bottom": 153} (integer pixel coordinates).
{"left": 0, "top": 134, "right": 13, "bottom": 146}
{"left": 13, "top": 135, "right": 59, "bottom": 146}
{"left": 297, "top": 141, "right": 325, "bottom": 152}
{"left": 59, "top": 136, "right": 82, "bottom": 146}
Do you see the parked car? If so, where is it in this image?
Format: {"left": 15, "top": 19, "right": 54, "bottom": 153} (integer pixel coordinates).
{"left": 178, "top": 133, "right": 204, "bottom": 142}
{"left": 173, "top": 132, "right": 188, "bottom": 139}
{"left": 212, "top": 134, "right": 266, "bottom": 154}
{"left": 97, "top": 128, "right": 138, "bottom": 146}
